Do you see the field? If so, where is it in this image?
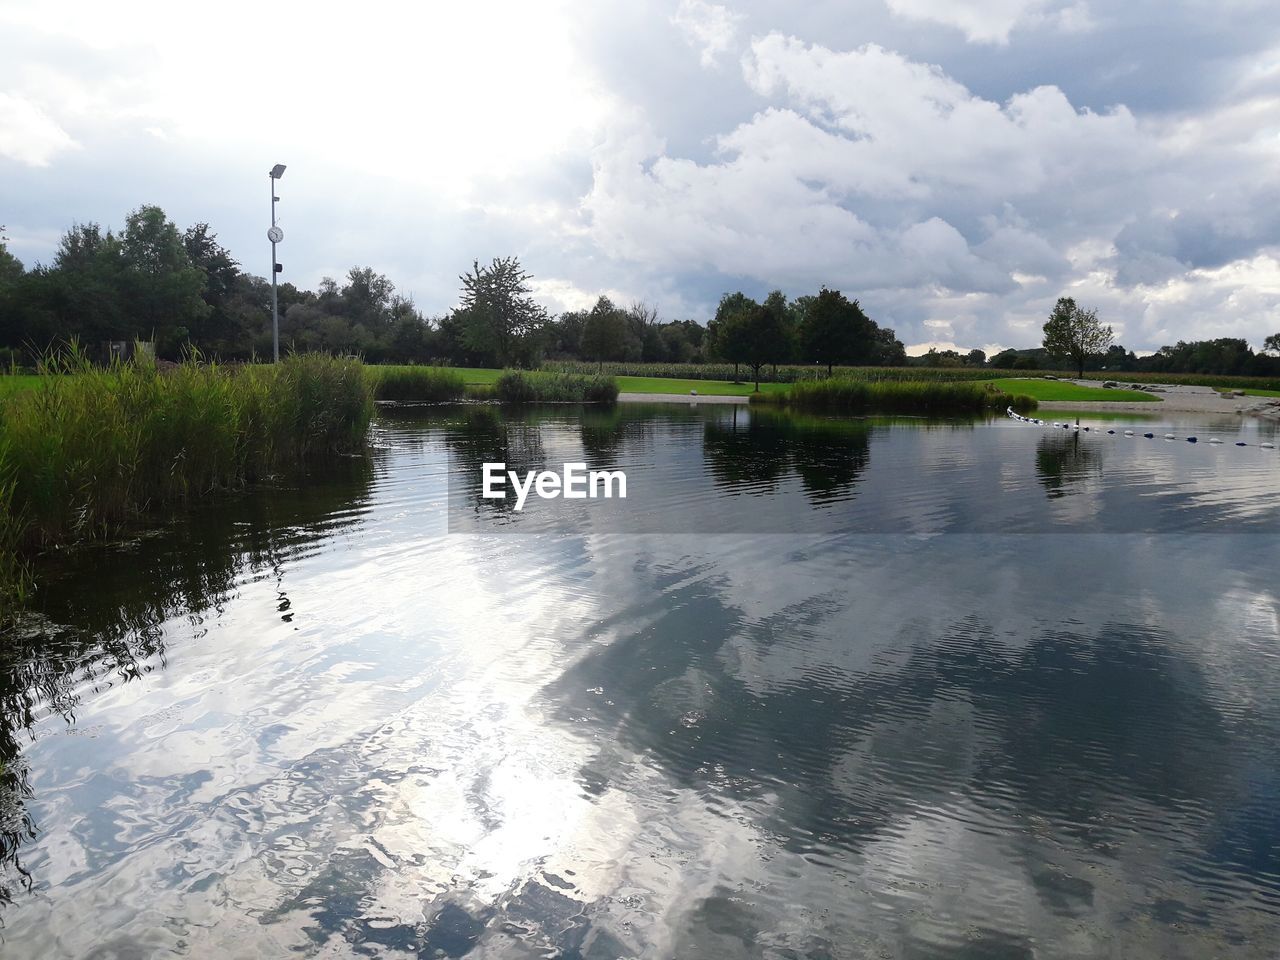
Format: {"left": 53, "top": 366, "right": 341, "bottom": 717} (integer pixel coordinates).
{"left": 0, "top": 375, "right": 41, "bottom": 399}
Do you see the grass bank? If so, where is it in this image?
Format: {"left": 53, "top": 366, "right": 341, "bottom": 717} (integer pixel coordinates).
{"left": 755, "top": 378, "right": 1037, "bottom": 415}
{"left": 982, "top": 378, "right": 1158, "bottom": 403}
{"left": 0, "top": 353, "right": 373, "bottom": 611}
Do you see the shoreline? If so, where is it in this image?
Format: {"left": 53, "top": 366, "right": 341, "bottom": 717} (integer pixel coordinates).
{"left": 621, "top": 380, "right": 1280, "bottom": 419}
{"left": 618, "top": 392, "right": 749, "bottom": 404}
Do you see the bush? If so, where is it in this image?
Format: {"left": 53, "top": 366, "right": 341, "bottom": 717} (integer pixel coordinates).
{"left": 371, "top": 365, "right": 466, "bottom": 402}
{"left": 491, "top": 371, "right": 618, "bottom": 404}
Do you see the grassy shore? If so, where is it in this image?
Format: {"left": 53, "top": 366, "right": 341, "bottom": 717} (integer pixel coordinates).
{"left": 0, "top": 354, "right": 373, "bottom": 611}
{"left": 982, "top": 378, "right": 1157, "bottom": 403}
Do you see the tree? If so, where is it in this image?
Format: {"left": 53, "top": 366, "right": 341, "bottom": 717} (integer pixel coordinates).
{"left": 457, "top": 257, "right": 547, "bottom": 368}
{"left": 707, "top": 292, "right": 758, "bottom": 378}
{"left": 739, "top": 295, "right": 793, "bottom": 391}
{"left": 798, "top": 288, "right": 868, "bottom": 374}
{"left": 119, "top": 205, "right": 210, "bottom": 353}
{"left": 1042, "top": 297, "right": 1113, "bottom": 377}
{"left": 1264, "top": 333, "right": 1280, "bottom": 356}
{"left": 183, "top": 223, "right": 252, "bottom": 357}
{"left": 581, "top": 296, "right": 628, "bottom": 370}
{"left": 965, "top": 349, "right": 987, "bottom": 367}
{"left": 868, "top": 324, "right": 907, "bottom": 366}
{"left": 990, "top": 348, "right": 1019, "bottom": 369}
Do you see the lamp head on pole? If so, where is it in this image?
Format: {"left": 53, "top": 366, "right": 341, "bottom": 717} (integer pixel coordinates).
{"left": 269, "top": 163, "right": 287, "bottom": 180}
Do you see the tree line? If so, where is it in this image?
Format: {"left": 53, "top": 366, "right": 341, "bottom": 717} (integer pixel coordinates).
{"left": 0, "top": 206, "right": 906, "bottom": 375}
{"left": 2, "top": 207, "right": 1278, "bottom": 377}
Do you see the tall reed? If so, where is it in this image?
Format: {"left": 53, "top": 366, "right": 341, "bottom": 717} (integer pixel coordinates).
{"left": 0, "top": 350, "right": 373, "bottom": 610}
{"left": 486, "top": 371, "right": 619, "bottom": 404}
{"left": 755, "top": 378, "right": 1037, "bottom": 415}
{"left": 370, "top": 365, "right": 467, "bottom": 402}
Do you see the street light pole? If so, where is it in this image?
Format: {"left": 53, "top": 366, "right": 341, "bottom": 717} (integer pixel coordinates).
{"left": 268, "top": 163, "right": 287, "bottom": 362}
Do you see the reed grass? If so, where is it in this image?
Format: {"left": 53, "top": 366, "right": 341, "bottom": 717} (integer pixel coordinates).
{"left": 370, "top": 365, "right": 467, "bottom": 402}
{"left": 754, "top": 378, "right": 1037, "bottom": 415}
{"left": 485, "top": 370, "right": 619, "bottom": 404}
{"left": 0, "top": 350, "right": 373, "bottom": 610}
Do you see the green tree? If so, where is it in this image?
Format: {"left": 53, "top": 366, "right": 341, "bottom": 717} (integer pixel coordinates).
{"left": 183, "top": 223, "right": 252, "bottom": 357}
{"left": 47, "top": 222, "right": 127, "bottom": 345}
{"left": 707, "top": 292, "right": 759, "bottom": 379}
{"left": 965, "top": 348, "right": 987, "bottom": 367}
{"left": 1042, "top": 297, "right": 1113, "bottom": 377}
{"left": 739, "top": 295, "right": 794, "bottom": 391}
{"left": 457, "top": 257, "right": 547, "bottom": 368}
{"left": 798, "top": 288, "right": 869, "bottom": 374}
{"left": 581, "top": 296, "right": 628, "bottom": 370}
{"left": 119, "top": 205, "right": 210, "bottom": 353}
{"left": 1264, "top": 333, "right": 1280, "bottom": 355}
{"left": 869, "top": 324, "right": 907, "bottom": 365}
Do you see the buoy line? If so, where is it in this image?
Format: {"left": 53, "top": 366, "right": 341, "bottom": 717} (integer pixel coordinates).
{"left": 1005, "top": 408, "right": 1277, "bottom": 450}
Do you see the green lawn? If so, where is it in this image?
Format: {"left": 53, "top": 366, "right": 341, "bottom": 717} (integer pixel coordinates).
{"left": 983, "top": 378, "right": 1159, "bottom": 403}
{"left": 0, "top": 375, "right": 41, "bottom": 399}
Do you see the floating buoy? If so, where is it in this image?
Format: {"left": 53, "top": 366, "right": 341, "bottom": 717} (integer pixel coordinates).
{"left": 1236, "top": 441, "right": 1248, "bottom": 447}
{"left": 1186, "top": 437, "right": 1197, "bottom": 443}
{"left": 1208, "top": 438, "right": 1223, "bottom": 444}
{"left": 1263, "top": 442, "right": 1276, "bottom": 449}
{"left": 1143, "top": 432, "right": 1155, "bottom": 439}
{"left": 1124, "top": 430, "right": 1134, "bottom": 436}
{"left": 1164, "top": 433, "right": 1176, "bottom": 440}
{"left": 1107, "top": 429, "right": 1115, "bottom": 435}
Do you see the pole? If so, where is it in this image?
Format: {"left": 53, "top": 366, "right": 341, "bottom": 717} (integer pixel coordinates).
{"left": 271, "top": 174, "right": 279, "bottom": 363}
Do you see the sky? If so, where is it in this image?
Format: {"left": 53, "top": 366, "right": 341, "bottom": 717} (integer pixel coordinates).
{"left": 3, "top": 0, "right": 1280, "bottom": 355}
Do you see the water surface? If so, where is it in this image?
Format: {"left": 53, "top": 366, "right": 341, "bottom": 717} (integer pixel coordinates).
{"left": 1, "top": 404, "right": 1278, "bottom": 958}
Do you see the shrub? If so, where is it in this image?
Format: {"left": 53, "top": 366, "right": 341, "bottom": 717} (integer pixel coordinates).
{"left": 491, "top": 371, "right": 618, "bottom": 404}
{"left": 370, "top": 365, "right": 466, "bottom": 402}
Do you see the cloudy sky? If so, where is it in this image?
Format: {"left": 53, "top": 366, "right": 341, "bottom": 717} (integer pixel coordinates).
{"left": 3, "top": 0, "right": 1280, "bottom": 354}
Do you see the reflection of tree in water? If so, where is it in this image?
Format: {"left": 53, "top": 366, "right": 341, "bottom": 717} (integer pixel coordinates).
{"left": 702, "top": 407, "right": 872, "bottom": 503}
{"left": 0, "top": 459, "right": 373, "bottom": 907}
{"left": 439, "top": 407, "right": 548, "bottom": 517}
{"left": 1036, "top": 431, "right": 1107, "bottom": 497}
{"left": 578, "top": 405, "right": 655, "bottom": 463}
{"left": 439, "top": 405, "right": 670, "bottom": 517}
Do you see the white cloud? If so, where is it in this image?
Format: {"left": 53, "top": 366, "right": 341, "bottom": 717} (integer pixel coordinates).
{"left": 2, "top": 1, "right": 1280, "bottom": 350}
{"left": 670, "top": 0, "right": 744, "bottom": 67}
{"left": 0, "top": 93, "right": 78, "bottom": 166}
{"left": 883, "top": 0, "right": 1094, "bottom": 44}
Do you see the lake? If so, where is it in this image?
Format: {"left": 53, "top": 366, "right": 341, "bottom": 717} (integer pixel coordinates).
{"left": 1, "top": 403, "right": 1278, "bottom": 958}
